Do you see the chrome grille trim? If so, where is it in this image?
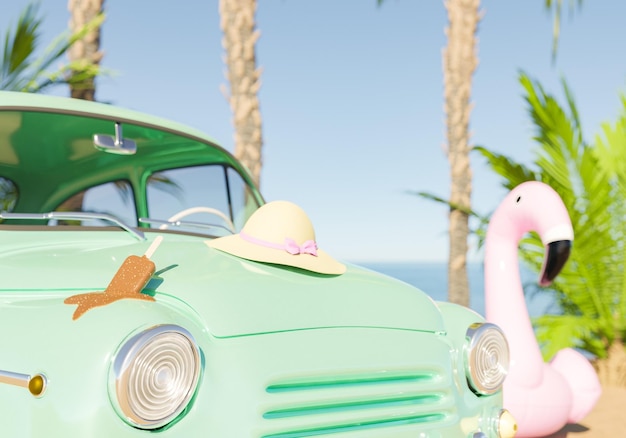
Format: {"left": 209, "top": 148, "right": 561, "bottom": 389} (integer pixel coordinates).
{"left": 261, "top": 414, "right": 447, "bottom": 438}
{"left": 262, "top": 368, "right": 454, "bottom": 437}
{"left": 266, "top": 372, "right": 436, "bottom": 393}
{"left": 263, "top": 393, "right": 444, "bottom": 419}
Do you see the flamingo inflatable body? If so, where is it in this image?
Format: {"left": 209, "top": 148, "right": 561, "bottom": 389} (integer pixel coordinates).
{"left": 485, "top": 181, "right": 602, "bottom": 437}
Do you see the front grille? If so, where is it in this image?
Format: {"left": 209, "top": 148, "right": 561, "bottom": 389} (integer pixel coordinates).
{"left": 261, "top": 368, "right": 455, "bottom": 437}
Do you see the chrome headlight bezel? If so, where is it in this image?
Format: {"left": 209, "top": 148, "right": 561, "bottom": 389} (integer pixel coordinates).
{"left": 465, "top": 322, "right": 509, "bottom": 395}
{"left": 109, "top": 324, "right": 201, "bottom": 429}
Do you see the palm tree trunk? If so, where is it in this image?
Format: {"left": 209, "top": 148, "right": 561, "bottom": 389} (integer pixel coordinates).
{"left": 219, "top": 0, "right": 264, "bottom": 188}
{"left": 442, "top": 0, "right": 480, "bottom": 307}
{"left": 67, "top": 0, "right": 104, "bottom": 101}
{"left": 594, "top": 339, "right": 626, "bottom": 388}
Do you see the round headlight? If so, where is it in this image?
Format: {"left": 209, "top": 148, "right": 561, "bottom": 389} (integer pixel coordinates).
{"left": 110, "top": 324, "right": 201, "bottom": 429}
{"left": 465, "top": 322, "right": 509, "bottom": 395}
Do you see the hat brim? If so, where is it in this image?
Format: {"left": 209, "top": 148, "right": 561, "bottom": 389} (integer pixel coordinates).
{"left": 206, "top": 235, "right": 346, "bottom": 275}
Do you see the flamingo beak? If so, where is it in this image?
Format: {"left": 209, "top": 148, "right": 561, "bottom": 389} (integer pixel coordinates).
{"left": 539, "top": 240, "right": 572, "bottom": 286}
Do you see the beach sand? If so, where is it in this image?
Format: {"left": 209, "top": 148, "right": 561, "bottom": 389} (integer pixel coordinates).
{"left": 542, "top": 386, "right": 626, "bottom": 437}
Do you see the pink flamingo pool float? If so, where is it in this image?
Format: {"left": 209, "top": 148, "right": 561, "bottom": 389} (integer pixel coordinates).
{"left": 484, "top": 181, "right": 602, "bottom": 437}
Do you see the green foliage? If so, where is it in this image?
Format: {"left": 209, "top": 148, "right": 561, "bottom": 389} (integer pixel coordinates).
{"left": 473, "top": 146, "right": 538, "bottom": 191}
{"left": 1, "top": 2, "right": 106, "bottom": 93}
{"left": 407, "top": 189, "right": 491, "bottom": 248}
{"left": 476, "top": 71, "right": 626, "bottom": 360}
{"left": 544, "top": 0, "right": 583, "bottom": 61}
{"left": 0, "top": 177, "right": 18, "bottom": 214}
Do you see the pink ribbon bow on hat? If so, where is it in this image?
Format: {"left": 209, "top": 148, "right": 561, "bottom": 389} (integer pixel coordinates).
{"left": 284, "top": 238, "right": 318, "bottom": 256}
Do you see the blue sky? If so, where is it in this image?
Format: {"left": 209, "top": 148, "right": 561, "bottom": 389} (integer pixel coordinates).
{"left": 6, "top": 1, "right": 626, "bottom": 263}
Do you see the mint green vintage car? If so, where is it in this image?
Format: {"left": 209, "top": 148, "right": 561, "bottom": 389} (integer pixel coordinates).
{"left": 0, "top": 91, "right": 516, "bottom": 437}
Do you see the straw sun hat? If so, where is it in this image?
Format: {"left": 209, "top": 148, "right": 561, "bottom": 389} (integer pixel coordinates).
{"left": 206, "top": 200, "right": 346, "bottom": 275}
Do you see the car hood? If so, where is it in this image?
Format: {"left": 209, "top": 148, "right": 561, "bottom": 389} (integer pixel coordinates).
{"left": 0, "top": 231, "right": 445, "bottom": 337}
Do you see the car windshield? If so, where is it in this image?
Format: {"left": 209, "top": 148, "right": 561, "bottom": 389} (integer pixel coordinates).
{"left": 0, "top": 98, "right": 263, "bottom": 235}
{"left": 143, "top": 165, "right": 259, "bottom": 235}
{"left": 44, "top": 164, "right": 258, "bottom": 237}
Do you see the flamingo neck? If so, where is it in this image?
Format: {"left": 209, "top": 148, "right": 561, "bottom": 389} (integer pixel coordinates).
{"left": 485, "top": 231, "right": 545, "bottom": 384}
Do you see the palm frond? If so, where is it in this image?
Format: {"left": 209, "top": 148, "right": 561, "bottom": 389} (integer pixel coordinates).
{"left": 534, "top": 314, "right": 603, "bottom": 359}
{"left": 472, "top": 146, "right": 538, "bottom": 190}
{"left": 147, "top": 174, "right": 183, "bottom": 199}
{"left": 407, "top": 190, "right": 484, "bottom": 219}
{"left": 480, "top": 71, "right": 624, "bottom": 359}
{"left": 407, "top": 190, "right": 490, "bottom": 247}
{"left": 27, "top": 12, "right": 105, "bottom": 82}
{"left": 1, "top": 2, "right": 41, "bottom": 90}
{"left": 1, "top": 2, "right": 106, "bottom": 93}
{"left": 544, "top": 0, "right": 583, "bottom": 62}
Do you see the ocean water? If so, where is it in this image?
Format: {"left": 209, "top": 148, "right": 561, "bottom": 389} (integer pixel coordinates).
{"left": 359, "top": 261, "right": 559, "bottom": 318}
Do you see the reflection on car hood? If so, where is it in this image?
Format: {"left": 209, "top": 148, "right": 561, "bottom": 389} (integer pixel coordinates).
{"left": 0, "top": 231, "right": 445, "bottom": 337}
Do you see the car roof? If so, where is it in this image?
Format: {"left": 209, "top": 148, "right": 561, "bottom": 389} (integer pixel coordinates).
{"left": 0, "top": 91, "right": 259, "bottom": 212}
{"left": 0, "top": 90, "right": 220, "bottom": 143}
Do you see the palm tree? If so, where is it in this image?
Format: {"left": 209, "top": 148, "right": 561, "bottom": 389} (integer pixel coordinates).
{"left": 67, "top": 0, "right": 105, "bottom": 101}
{"left": 476, "top": 71, "right": 626, "bottom": 387}
{"left": 405, "top": 1, "right": 579, "bottom": 308}
{"left": 0, "top": 2, "right": 104, "bottom": 93}
{"left": 440, "top": 0, "right": 481, "bottom": 307}
{"left": 378, "top": 0, "right": 481, "bottom": 306}
{"left": 218, "top": 0, "right": 264, "bottom": 188}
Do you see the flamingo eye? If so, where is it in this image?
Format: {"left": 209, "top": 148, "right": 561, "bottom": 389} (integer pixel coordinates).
{"left": 516, "top": 196, "right": 521, "bottom": 203}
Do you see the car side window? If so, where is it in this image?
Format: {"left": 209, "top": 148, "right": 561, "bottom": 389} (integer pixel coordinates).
{"left": 226, "top": 167, "right": 260, "bottom": 231}
{"left": 56, "top": 180, "right": 137, "bottom": 226}
{"left": 146, "top": 165, "right": 258, "bottom": 234}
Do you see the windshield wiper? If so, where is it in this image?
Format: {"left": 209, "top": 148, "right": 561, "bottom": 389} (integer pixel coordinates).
{"left": 138, "top": 217, "right": 234, "bottom": 235}
{"left": 0, "top": 211, "right": 145, "bottom": 241}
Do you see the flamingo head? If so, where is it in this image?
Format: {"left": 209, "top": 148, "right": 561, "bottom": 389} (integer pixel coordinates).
{"left": 490, "top": 181, "right": 573, "bottom": 287}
